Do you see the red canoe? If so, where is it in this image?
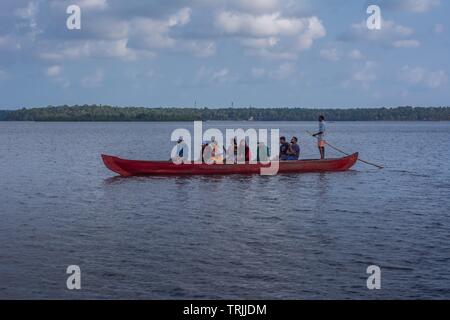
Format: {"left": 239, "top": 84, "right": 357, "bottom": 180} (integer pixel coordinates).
{"left": 101, "top": 153, "right": 358, "bottom": 177}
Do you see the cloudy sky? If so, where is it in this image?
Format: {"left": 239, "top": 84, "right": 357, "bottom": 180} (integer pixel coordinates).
{"left": 0, "top": 0, "right": 449, "bottom": 109}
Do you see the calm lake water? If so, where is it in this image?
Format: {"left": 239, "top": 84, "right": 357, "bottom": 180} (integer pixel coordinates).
{"left": 0, "top": 121, "right": 449, "bottom": 299}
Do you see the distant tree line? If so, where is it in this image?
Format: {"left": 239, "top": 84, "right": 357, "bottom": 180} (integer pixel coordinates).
{"left": 0, "top": 105, "right": 449, "bottom": 121}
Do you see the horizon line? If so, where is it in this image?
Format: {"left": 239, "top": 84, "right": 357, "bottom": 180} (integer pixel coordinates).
{"left": 1, "top": 105, "right": 449, "bottom": 111}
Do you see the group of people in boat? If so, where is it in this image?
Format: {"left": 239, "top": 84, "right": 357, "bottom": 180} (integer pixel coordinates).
{"left": 175, "top": 115, "right": 326, "bottom": 163}
{"left": 279, "top": 136, "right": 300, "bottom": 161}
{"left": 193, "top": 137, "right": 268, "bottom": 163}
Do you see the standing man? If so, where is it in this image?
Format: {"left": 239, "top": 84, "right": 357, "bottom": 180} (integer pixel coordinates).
{"left": 313, "top": 115, "right": 326, "bottom": 159}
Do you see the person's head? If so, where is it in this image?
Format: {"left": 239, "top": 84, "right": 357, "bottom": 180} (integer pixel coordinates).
{"left": 319, "top": 115, "right": 325, "bottom": 122}
{"left": 280, "top": 136, "right": 286, "bottom": 144}
{"left": 291, "top": 137, "right": 298, "bottom": 144}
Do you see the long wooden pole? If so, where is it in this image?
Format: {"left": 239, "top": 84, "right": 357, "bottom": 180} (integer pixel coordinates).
{"left": 306, "top": 131, "right": 384, "bottom": 169}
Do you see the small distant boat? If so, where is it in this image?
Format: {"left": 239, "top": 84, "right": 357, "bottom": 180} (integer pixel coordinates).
{"left": 101, "top": 153, "right": 358, "bottom": 177}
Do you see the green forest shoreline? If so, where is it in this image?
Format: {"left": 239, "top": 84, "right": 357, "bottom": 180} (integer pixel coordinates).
{"left": 0, "top": 105, "right": 449, "bottom": 122}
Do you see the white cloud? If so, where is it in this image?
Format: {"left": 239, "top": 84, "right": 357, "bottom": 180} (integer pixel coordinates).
{"left": 168, "top": 7, "right": 192, "bottom": 27}
{"left": 252, "top": 67, "right": 267, "bottom": 78}
{"left": 0, "top": 69, "right": 8, "bottom": 80}
{"left": 130, "top": 18, "right": 178, "bottom": 49}
{"left": 405, "top": 0, "right": 440, "bottom": 12}
{"left": 50, "top": 0, "right": 108, "bottom": 11}
{"left": 379, "top": 0, "right": 441, "bottom": 13}
{"left": 215, "top": 12, "right": 326, "bottom": 47}
{"left": 39, "top": 39, "right": 146, "bottom": 61}
{"left": 321, "top": 48, "right": 364, "bottom": 62}
{"left": 126, "top": 7, "right": 214, "bottom": 58}
{"left": 0, "top": 36, "right": 9, "bottom": 47}
{"left": 241, "top": 37, "right": 279, "bottom": 49}
{"left": 320, "top": 48, "right": 340, "bottom": 61}
{"left": 232, "top": 0, "right": 281, "bottom": 14}
{"left": 216, "top": 12, "right": 306, "bottom": 37}
{"left": 14, "top": 1, "right": 41, "bottom": 39}
{"left": 251, "top": 63, "right": 296, "bottom": 80}
{"left": 353, "top": 61, "right": 377, "bottom": 83}
{"left": 197, "top": 66, "right": 238, "bottom": 84}
{"left": 15, "top": 1, "right": 39, "bottom": 20}
{"left": 43, "top": 65, "right": 71, "bottom": 87}
{"left": 399, "top": 66, "right": 448, "bottom": 88}
{"left": 87, "top": 18, "right": 130, "bottom": 40}
{"left": 342, "top": 20, "right": 419, "bottom": 49}
{"left": 45, "top": 65, "right": 62, "bottom": 77}
{"left": 78, "top": 0, "right": 108, "bottom": 10}
{"left": 182, "top": 40, "right": 217, "bottom": 58}
{"left": 0, "top": 35, "right": 22, "bottom": 50}
{"left": 392, "top": 39, "right": 421, "bottom": 48}
{"left": 215, "top": 11, "right": 325, "bottom": 59}
{"left": 427, "top": 70, "right": 448, "bottom": 88}
{"left": 81, "top": 69, "right": 104, "bottom": 87}
{"left": 348, "top": 49, "right": 363, "bottom": 60}
{"left": 212, "top": 68, "right": 230, "bottom": 82}
{"left": 399, "top": 66, "right": 424, "bottom": 84}
{"left": 272, "top": 63, "right": 295, "bottom": 80}
{"left": 127, "top": 8, "right": 217, "bottom": 58}
{"left": 352, "top": 19, "right": 413, "bottom": 37}
{"left": 296, "top": 17, "right": 326, "bottom": 51}
{"left": 130, "top": 8, "right": 192, "bottom": 50}
{"left": 6, "top": 2, "right": 327, "bottom": 64}
{"left": 434, "top": 24, "right": 444, "bottom": 34}
{"left": 342, "top": 61, "right": 377, "bottom": 89}
{"left": 244, "top": 48, "right": 298, "bottom": 60}
{"left": 37, "top": 7, "right": 212, "bottom": 61}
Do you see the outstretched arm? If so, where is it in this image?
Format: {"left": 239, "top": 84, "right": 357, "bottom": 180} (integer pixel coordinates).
{"left": 312, "top": 131, "right": 324, "bottom": 137}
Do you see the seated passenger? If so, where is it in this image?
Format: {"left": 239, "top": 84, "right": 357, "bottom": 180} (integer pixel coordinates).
{"left": 245, "top": 140, "right": 251, "bottom": 162}
{"left": 202, "top": 141, "right": 211, "bottom": 163}
{"left": 236, "top": 139, "right": 251, "bottom": 163}
{"left": 257, "top": 142, "right": 270, "bottom": 162}
{"left": 173, "top": 136, "right": 189, "bottom": 163}
{"left": 209, "top": 136, "right": 223, "bottom": 163}
{"left": 237, "top": 139, "right": 246, "bottom": 163}
{"left": 279, "top": 136, "right": 290, "bottom": 161}
{"left": 286, "top": 137, "right": 300, "bottom": 160}
{"left": 226, "top": 138, "right": 237, "bottom": 164}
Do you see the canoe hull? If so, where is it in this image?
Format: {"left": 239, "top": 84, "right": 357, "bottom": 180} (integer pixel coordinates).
{"left": 102, "top": 153, "right": 358, "bottom": 177}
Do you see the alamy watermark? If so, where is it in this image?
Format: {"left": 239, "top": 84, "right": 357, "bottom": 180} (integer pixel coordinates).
{"left": 66, "top": 265, "right": 81, "bottom": 290}
{"left": 170, "top": 121, "right": 280, "bottom": 175}
{"left": 66, "top": 5, "right": 81, "bottom": 30}
{"left": 367, "top": 265, "right": 381, "bottom": 290}
{"left": 65, "top": 4, "right": 382, "bottom": 32}
{"left": 367, "top": 5, "right": 382, "bottom": 30}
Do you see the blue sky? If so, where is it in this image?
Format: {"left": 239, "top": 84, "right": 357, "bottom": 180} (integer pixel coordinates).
{"left": 0, "top": 0, "right": 449, "bottom": 109}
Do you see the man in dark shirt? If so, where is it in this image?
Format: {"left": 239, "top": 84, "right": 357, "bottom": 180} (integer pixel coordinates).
{"left": 286, "top": 137, "right": 300, "bottom": 160}
{"left": 280, "top": 136, "right": 290, "bottom": 161}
